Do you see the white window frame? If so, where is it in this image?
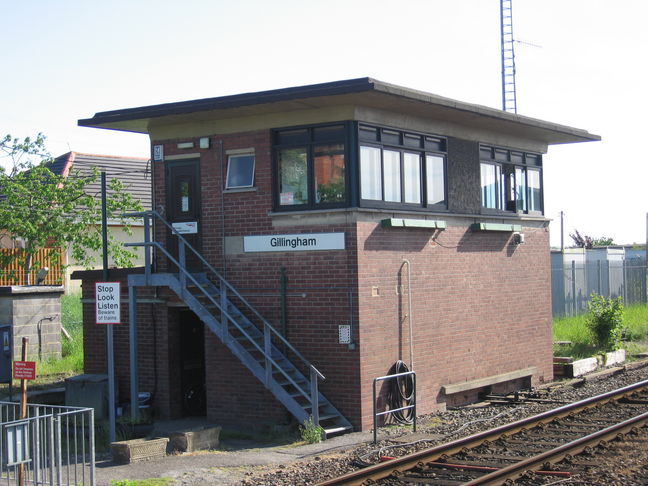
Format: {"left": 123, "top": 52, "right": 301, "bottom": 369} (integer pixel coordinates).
{"left": 225, "top": 151, "right": 256, "bottom": 189}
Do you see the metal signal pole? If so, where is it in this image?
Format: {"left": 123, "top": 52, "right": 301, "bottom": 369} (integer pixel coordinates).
{"left": 101, "top": 172, "right": 117, "bottom": 443}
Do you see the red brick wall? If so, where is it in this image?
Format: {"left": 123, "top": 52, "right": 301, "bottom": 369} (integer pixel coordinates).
{"left": 77, "top": 269, "right": 180, "bottom": 419}
{"left": 78, "top": 128, "right": 554, "bottom": 433}
{"left": 355, "top": 221, "right": 553, "bottom": 429}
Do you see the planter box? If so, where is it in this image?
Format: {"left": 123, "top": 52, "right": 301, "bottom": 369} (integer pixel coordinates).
{"left": 111, "top": 437, "right": 168, "bottom": 464}
{"left": 169, "top": 425, "right": 221, "bottom": 452}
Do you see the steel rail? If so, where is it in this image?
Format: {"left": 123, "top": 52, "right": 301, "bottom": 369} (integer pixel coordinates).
{"left": 314, "top": 378, "right": 648, "bottom": 486}
{"left": 463, "top": 410, "right": 648, "bottom": 485}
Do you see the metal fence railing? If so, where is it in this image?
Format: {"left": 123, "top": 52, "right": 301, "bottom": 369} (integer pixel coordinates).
{"left": 0, "top": 402, "right": 95, "bottom": 486}
{"left": 373, "top": 370, "right": 416, "bottom": 444}
{"left": 551, "top": 257, "right": 647, "bottom": 317}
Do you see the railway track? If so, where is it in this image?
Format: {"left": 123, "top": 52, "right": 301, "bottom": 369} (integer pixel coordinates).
{"left": 315, "top": 378, "right": 648, "bottom": 485}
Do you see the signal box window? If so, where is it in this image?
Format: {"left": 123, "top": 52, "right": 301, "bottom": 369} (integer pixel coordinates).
{"left": 480, "top": 146, "right": 542, "bottom": 214}
{"left": 226, "top": 154, "right": 256, "bottom": 189}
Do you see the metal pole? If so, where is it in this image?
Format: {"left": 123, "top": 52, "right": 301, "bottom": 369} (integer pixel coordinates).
{"left": 571, "top": 260, "right": 576, "bottom": 316}
{"left": 18, "top": 337, "right": 28, "bottom": 486}
{"left": 373, "top": 377, "right": 378, "bottom": 444}
{"left": 280, "top": 267, "right": 287, "bottom": 342}
{"left": 560, "top": 211, "right": 564, "bottom": 253}
{"left": 129, "top": 285, "right": 139, "bottom": 420}
{"left": 101, "top": 172, "right": 117, "bottom": 444}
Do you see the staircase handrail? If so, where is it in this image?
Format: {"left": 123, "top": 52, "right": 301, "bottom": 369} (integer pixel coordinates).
{"left": 124, "top": 210, "right": 326, "bottom": 384}
{"left": 130, "top": 239, "right": 321, "bottom": 402}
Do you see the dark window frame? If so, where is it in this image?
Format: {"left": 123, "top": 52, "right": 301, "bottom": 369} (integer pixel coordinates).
{"left": 357, "top": 123, "right": 448, "bottom": 211}
{"left": 479, "top": 145, "right": 543, "bottom": 215}
{"left": 273, "top": 122, "right": 350, "bottom": 211}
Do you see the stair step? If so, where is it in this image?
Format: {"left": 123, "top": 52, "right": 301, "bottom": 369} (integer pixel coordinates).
{"left": 323, "top": 425, "right": 353, "bottom": 437}
{"left": 277, "top": 378, "right": 308, "bottom": 387}
{"left": 302, "top": 401, "right": 330, "bottom": 410}
{"left": 170, "top": 271, "right": 353, "bottom": 437}
{"left": 313, "top": 413, "right": 340, "bottom": 422}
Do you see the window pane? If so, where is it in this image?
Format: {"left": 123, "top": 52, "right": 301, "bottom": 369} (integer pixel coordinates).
{"left": 382, "top": 129, "right": 400, "bottom": 145}
{"left": 359, "top": 125, "right": 379, "bottom": 142}
{"left": 313, "top": 125, "right": 344, "bottom": 142}
{"left": 360, "top": 146, "right": 382, "bottom": 200}
{"left": 314, "top": 144, "right": 345, "bottom": 203}
{"left": 515, "top": 166, "right": 526, "bottom": 211}
{"left": 528, "top": 168, "right": 541, "bottom": 212}
{"left": 276, "top": 129, "right": 308, "bottom": 145}
{"left": 481, "top": 163, "right": 498, "bottom": 208}
{"left": 403, "top": 133, "right": 422, "bottom": 148}
{"left": 426, "top": 155, "right": 445, "bottom": 205}
{"left": 226, "top": 154, "right": 255, "bottom": 188}
{"left": 278, "top": 148, "right": 308, "bottom": 205}
{"left": 179, "top": 179, "right": 190, "bottom": 213}
{"left": 383, "top": 150, "right": 401, "bottom": 202}
{"left": 403, "top": 152, "right": 421, "bottom": 204}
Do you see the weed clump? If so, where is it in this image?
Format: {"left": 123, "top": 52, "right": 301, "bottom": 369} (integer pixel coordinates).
{"left": 586, "top": 293, "right": 624, "bottom": 352}
{"left": 299, "top": 416, "right": 324, "bottom": 444}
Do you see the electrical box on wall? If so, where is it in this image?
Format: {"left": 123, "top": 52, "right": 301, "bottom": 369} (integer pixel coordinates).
{"left": 338, "top": 325, "right": 351, "bottom": 344}
{"left": 0, "top": 325, "right": 12, "bottom": 383}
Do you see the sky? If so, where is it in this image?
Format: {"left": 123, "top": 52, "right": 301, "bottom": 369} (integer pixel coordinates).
{"left": 1, "top": 0, "right": 646, "bottom": 247}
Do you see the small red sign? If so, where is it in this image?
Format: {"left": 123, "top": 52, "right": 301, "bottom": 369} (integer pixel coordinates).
{"left": 13, "top": 361, "right": 36, "bottom": 380}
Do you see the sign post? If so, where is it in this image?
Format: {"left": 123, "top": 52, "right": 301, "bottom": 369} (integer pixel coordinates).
{"left": 13, "top": 337, "right": 35, "bottom": 486}
{"left": 100, "top": 171, "right": 117, "bottom": 444}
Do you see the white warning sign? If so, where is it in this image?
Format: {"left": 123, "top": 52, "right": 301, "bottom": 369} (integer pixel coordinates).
{"left": 96, "top": 282, "right": 121, "bottom": 324}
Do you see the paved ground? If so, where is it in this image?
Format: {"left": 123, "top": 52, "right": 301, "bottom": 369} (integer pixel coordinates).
{"left": 97, "top": 428, "right": 374, "bottom": 486}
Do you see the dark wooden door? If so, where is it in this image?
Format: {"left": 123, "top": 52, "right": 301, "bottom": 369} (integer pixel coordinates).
{"left": 179, "top": 310, "right": 206, "bottom": 416}
{"left": 166, "top": 160, "right": 202, "bottom": 271}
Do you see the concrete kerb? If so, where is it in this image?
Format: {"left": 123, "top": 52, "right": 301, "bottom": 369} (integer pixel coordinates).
{"left": 98, "top": 358, "right": 648, "bottom": 485}
{"left": 96, "top": 429, "right": 375, "bottom": 485}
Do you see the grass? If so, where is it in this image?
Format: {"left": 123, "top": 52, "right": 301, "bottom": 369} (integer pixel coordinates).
{"left": 553, "top": 303, "right": 648, "bottom": 359}
{"left": 35, "top": 291, "right": 83, "bottom": 381}
{"left": 110, "top": 479, "right": 173, "bottom": 486}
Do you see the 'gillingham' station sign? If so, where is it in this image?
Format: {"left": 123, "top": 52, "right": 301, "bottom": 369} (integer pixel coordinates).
{"left": 243, "top": 232, "right": 345, "bottom": 252}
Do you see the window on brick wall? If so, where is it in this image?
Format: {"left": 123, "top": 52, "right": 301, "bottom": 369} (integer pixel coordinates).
{"left": 359, "top": 124, "right": 447, "bottom": 210}
{"left": 480, "top": 145, "right": 543, "bottom": 214}
{"left": 274, "top": 124, "right": 347, "bottom": 209}
{"left": 226, "top": 153, "right": 255, "bottom": 189}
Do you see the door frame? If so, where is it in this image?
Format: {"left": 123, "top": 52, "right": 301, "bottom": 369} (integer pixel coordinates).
{"left": 165, "top": 158, "right": 202, "bottom": 270}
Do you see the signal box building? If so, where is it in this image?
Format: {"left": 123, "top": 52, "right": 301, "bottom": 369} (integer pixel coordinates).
{"left": 76, "top": 78, "right": 599, "bottom": 434}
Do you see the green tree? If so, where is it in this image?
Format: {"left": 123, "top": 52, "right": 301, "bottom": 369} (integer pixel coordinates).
{"left": 569, "top": 229, "right": 615, "bottom": 249}
{"left": 0, "top": 134, "right": 142, "bottom": 284}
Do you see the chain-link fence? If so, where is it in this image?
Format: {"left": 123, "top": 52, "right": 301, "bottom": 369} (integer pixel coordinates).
{"left": 551, "top": 253, "right": 647, "bottom": 317}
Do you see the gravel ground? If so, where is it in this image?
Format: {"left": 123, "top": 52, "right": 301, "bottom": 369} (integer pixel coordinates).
{"left": 240, "top": 361, "right": 648, "bottom": 486}
{"left": 99, "top": 360, "right": 648, "bottom": 485}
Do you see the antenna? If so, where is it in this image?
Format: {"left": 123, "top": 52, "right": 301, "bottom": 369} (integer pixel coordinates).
{"left": 500, "top": 0, "right": 517, "bottom": 113}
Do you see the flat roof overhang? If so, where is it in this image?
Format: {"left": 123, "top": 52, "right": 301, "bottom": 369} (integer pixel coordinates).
{"left": 78, "top": 77, "right": 600, "bottom": 146}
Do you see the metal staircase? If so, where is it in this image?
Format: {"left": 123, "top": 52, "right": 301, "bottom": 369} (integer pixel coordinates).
{"left": 125, "top": 211, "right": 352, "bottom": 438}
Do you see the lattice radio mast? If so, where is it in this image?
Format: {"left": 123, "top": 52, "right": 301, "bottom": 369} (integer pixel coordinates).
{"left": 500, "top": 0, "right": 517, "bottom": 113}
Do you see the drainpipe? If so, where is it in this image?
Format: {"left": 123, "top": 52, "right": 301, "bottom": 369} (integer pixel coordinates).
{"left": 280, "top": 267, "right": 287, "bottom": 353}
{"left": 402, "top": 259, "right": 414, "bottom": 371}
{"left": 219, "top": 140, "right": 226, "bottom": 276}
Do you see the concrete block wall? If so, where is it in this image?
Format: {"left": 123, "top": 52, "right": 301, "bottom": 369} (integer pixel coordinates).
{"left": 0, "top": 287, "right": 63, "bottom": 361}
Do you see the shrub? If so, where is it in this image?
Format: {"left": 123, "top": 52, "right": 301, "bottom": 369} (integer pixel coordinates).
{"left": 586, "top": 294, "right": 624, "bottom": 351}
{"left": 299, "top": 416, "right": 324, "bottom": 444}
